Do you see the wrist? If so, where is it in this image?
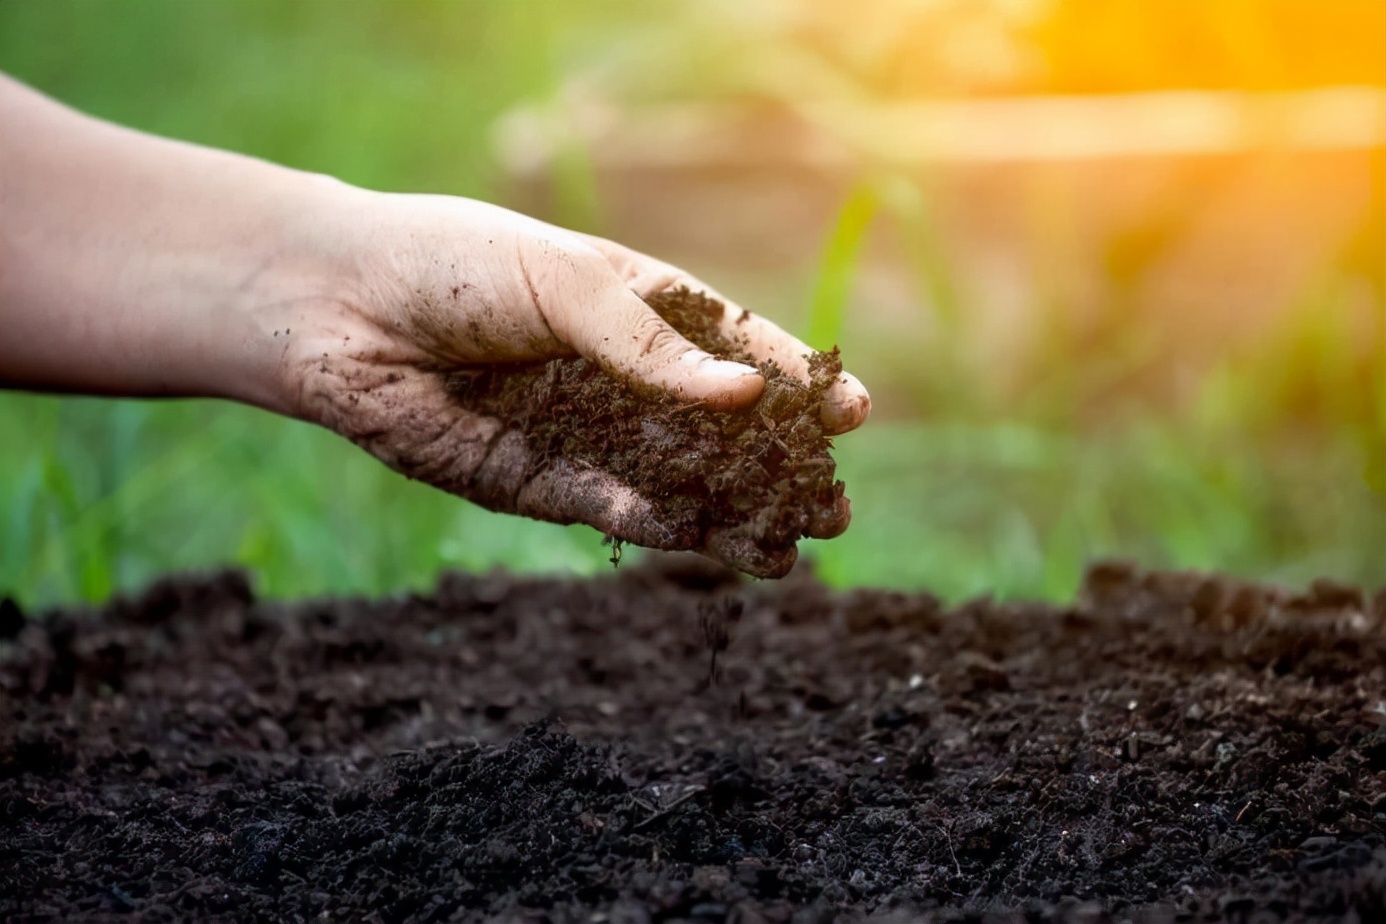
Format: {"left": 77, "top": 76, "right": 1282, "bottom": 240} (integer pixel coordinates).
{"left": 223, "top": 172, "right": 374, "bottom": 417}
{"left": 0, "top": 78, "right": 381, "bottom": 414}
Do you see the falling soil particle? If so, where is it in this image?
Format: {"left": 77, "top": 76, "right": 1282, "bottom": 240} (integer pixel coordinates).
{"left": 445, "top": 288, "right": 845, "bottom": 571}
{"left": 2, "top": 558, "right": 1385, "bottom": 922}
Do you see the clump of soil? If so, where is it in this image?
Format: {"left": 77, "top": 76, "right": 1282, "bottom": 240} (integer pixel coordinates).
{"left": 447, "top": 288, "right": 845, "bottom": 569}
{"left": 2, "top": 559, "right": 1384, "bottom": 922}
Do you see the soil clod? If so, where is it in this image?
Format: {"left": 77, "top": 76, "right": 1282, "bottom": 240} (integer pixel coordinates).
{"left": 448, "top": 288, "right": 846, "bottom": 573}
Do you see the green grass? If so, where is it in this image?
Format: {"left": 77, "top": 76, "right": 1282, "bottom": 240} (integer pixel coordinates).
{"left": 805, "top": 180, "right": 880, "bottom": 353}
{"left": 1, "top": 0, "right": 1382, "bottom": 608}
{"left": 815, "top": 417, "right": 1384, "bottom": 600}
{"left": 0, "top": 395, "right": 615, "bottom": 606}
{"left": 3, "top": 390, "right": 1380, "bottom": 608}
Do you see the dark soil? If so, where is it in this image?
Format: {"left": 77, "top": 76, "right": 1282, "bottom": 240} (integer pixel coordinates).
{"left": 446, "top": 288, "right": 845, "bottom": 572}
{"left": 2, "top": 558, "right": 1385, "bottom": 923}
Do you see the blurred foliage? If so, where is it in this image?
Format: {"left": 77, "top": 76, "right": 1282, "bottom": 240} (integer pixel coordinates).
{"left": 573, "top": 0, "right": 1386, "bottom": 102}
{"left": 1026, "top": 0, "right": 1386, "bottom": 94}
{"left": 1, "top": 0, "right": 1383, "bottom": 607}
{"left": 805, "top": 181, "right": 880, "bottom": 352}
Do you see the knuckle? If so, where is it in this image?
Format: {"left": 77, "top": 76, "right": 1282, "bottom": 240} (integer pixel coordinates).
{"left": 631, "top": 313, "right": 687, "bottom": 363}
{"left": 533, "top": 235, "right": 604, "bottom": 276}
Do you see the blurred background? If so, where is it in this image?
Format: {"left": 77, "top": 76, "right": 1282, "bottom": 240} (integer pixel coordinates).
{"left": 1, "top": 0, "right": 1383, "bottom": 606}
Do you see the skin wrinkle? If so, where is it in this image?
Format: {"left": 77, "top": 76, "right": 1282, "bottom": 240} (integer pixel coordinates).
{"left": 309, "top": 363, "right": 403, "bottom": 459}
{"left": 394, "top": 273, "right": 500, "bottom": 365}
{"left": 232, "top": 252, "right": 281, "bottom": 301}
{"left": 514, "top": 237, "right": 562, "bottom": 354}
{"left": 406, "top": 413, "right": 502, "bottom": 492}
{"left": 634, "top": 311, "right": 684, "bottom": 361}
{"left": 384, "top": 401, "right": 459, "bottom": 475}
{"left": 626, "top": 269, "right": 681, "bottom": 297}
{"left": 307, "top": 354, "right": 500, "bottom": 494}
{"left": 469, "top": 429, "right": 530, "bottom": 511}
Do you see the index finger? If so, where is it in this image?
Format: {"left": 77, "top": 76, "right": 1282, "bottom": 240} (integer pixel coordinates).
{"left": 578, "top": 235, "right": 871, "bottom": 436}
{"left": 710, "top": 294, "right": 872, "bottom": 437}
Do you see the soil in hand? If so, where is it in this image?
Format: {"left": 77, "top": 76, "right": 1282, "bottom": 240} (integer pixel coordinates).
{"left": 2, "top": 559, "right": 1384, "bottom": 922}
{"left": 446, "top": 288, "right": 845, "bottom": 575}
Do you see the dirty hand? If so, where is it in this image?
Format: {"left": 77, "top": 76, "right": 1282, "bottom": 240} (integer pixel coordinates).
{"left": 0, "top": 75, "right": 868, "bottom": 575}
{"left": 285, "top": 191, "right": 870, "bottom": 575}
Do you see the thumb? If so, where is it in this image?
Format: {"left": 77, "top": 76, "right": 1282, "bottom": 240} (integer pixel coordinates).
{"left": 531, "top": 244, "right": 763, "bottom": 409}
{"left": 594, "top": 286, "right": 765, "bottom": 409}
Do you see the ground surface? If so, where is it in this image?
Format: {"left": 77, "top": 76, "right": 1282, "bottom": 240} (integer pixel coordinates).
{"left": 1, "top": 558, "right": 1384, "bottom": 923}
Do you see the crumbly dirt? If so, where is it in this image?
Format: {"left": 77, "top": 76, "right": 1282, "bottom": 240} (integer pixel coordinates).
{"left": 2, "top": 558, "right": 1385, "bottom": 923}
{"left": 445, "top": 288, "right": 845, "bottom": 564}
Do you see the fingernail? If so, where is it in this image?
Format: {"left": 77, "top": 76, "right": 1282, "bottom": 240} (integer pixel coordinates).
{"left": 822, "top": 394, "right": 871, "bottom": 435}
{"left": 808, "top": 495, "right": 852, "bottom": 539}
{"left": 821, "top": 373, "right": 871, "bottom": 435}
{"left": 680, "top": 355, "right": 762, "bottom": 409}
{"left": 695, "top": 356, "right": 759, "bottom": 380}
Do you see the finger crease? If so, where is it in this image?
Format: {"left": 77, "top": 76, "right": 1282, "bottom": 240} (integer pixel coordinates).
{"left": 516, "top": 241, "right": 562, "bottom": 348}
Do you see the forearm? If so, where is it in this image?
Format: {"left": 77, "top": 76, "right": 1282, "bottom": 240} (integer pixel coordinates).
{"left": 0, "top": 74, "right": 349, "bottom": 413}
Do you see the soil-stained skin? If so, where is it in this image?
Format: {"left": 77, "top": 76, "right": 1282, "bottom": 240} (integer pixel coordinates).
{"left": 298, "top": 288, "right": 848, "bottom": 578}
{"left": 2, "top": 559, "right": 1384, "bottom": 922}
{"left": 443, "top": 288, "right": 848, "bottom": 573}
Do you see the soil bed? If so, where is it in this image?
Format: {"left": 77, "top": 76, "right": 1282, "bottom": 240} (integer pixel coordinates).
{"left": 2, "top": 558, "right": 1385, "bottom": 922}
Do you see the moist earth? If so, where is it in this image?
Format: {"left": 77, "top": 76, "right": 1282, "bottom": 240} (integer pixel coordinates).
{"left": 1, "top": 558, "right": 1385, "bottom": 923}
{"left": 446, "top": 288, "right": 845, "bottom": 571}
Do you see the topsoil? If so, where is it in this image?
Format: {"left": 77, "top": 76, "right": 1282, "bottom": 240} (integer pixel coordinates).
{"left": 446, "top": 288, "right": 844, "bottom": 573}
{"left": 2, "top": 557, "right": 1384, "bottom": 923}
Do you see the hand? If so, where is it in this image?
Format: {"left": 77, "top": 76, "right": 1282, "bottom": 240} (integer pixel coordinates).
{"left": 0, "top": 76, "right": 868, "bottom": 576}
{"left": 281, "top": 191, "right": 871, "bottom": 576}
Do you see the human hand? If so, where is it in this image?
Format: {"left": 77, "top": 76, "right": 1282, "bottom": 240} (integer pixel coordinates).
{"left": 1, "top": 78, "right": 864, "bottom": 575}
{"left": 280, "top": 192, "right": 872, "bottom": 576}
